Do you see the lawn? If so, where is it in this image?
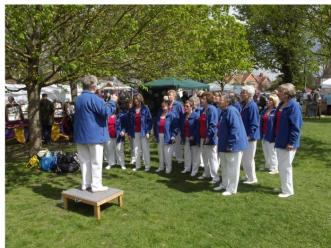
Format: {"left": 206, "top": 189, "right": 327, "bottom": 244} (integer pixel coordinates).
{"left": 5, "top": 117, "right": 331, "bottom": 248}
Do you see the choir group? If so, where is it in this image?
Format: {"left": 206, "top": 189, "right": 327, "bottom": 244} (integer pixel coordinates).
{"left": 102, "top": 83, "right": 303, "bottom": 198}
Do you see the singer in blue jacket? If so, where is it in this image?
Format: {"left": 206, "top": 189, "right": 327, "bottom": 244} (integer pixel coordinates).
{"left": 274, "top": 83, "right": 303, "bottom": 198}
{"left": 128, "top": 94, "right": 152, "bottom": 172}
{"left": 198, "top": 92, "right": 220, "bottom": 184}
{"left": 154, "top": 101, "right": 177, "bottom": 174}
{"left": 240, "top": 85, "right": 260, "bottom": 184}
{"left": 180, "top": 99, "right": 201, "bottom": 176}
{"left": 260, "top": 94, "right": 279, "bottom": 174}
{"left": 214, "top": 94, "right": 248, "bottom": 196}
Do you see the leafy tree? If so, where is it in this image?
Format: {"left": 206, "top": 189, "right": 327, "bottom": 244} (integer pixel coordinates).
{"left": 236, "top": 5, "right": 320, "bottom": 86}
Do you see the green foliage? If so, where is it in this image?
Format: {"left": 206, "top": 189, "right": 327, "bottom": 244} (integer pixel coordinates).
{"left": 236, "top": 5, "right": 322, "bottom": 86}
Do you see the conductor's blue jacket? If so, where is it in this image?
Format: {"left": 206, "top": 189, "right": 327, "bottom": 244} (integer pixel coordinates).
{"left": 74, "top": 90, "right": 116, "bottom": 144}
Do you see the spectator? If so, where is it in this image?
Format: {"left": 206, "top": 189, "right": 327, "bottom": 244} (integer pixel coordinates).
{"left": 74, "top": 75, "right": 117, "bottom": 192}
{"left": 39, "top": 93, "right": 54, "bottom": 144}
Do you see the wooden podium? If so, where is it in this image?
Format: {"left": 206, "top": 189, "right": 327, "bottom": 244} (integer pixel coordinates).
{"left": 62, "top": 187, "right": 124, "bottom": 220}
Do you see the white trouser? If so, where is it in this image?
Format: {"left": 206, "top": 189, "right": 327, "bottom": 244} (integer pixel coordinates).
{"left": 262, "top": 140, "right": 278, "bottom": 171}
{"left": 77, "top": 143, "right": 104, "bottom": 190}
{"left": 242, "top": 140, "right": 257, "bottom": 182}
{"left": 219, "top": 151, "right": 243, "bottom": 194}
{"left": 184, "top": 138, "right": 192, "bottom": 171}
{"left": 191, "top": 145, "right": 201, "bottom": 176}
{"left": 157, "top": 133, "right": 173, "bottom": 173}
{"left": 200, "top": 152, "right": 204, "bottom": 168}
{"left": 276, "top": 148, "right": 296, "bottom": 195}
{"left": 173, "top": 133, "right": 184, "bottom": 162}
{"left": 134, "top": 132, "right": 150, "bottom": 169}
{"left": 130, "top": 138, "right": 135, "bottom": 163}
{"left": 201, "top": 139, "right": 220, "bottom": 181}
{"left": 105, "top": 138, "right": 125, "bottom": 167}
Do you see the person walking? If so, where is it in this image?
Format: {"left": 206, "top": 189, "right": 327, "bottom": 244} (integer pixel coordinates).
{"left": 180, "top": 99, "right": 200, "bottom": 176}
{"left": 39, "top": 93, "right": 54, "bottom": 144}
{"left": 214, "top": 94, "right": 248, "bottom": 196}
{"left": 260, "top": 94, "right": 279, "bottom": 174}
{"left": 240, "top": 85, "right": 260, "bottom": 184}
{"left": 197, "top": 92, "right": 220, "bottom": 184}
{"left": 128, "top": 94, "right": 152, "bottom": 172}
{"left": 74, "top": 75, "right": 117, "bottom": 192}
{"left": 274, "top": 83, "right": 303, "bottom": 198}
{"left": 154, "top": 101, "right": 177, "bottom": 174}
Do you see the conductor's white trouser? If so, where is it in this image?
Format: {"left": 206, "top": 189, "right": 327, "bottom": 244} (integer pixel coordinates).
{"left": 157, "top": 133, "right": 173, "bottom": 173}
{"left": 219, "top": 151, "right": 243, "bottom": 194}
{"left": 77, "top": 143, "right": 104, "bottom": 191}
{"left": 134, "top": 132, "right": 150, "bottom": 169}
{"left": 242, "top": 140, "right": 257, "bottom": 182}
{"left": 201, "top": 139, "right": 220, "bottom": 182}
{"left": 276, "top": 148, "right": 296, "bottom": 195}
{"left": 105, "top": 138, "right": 125, "bottom": 167}
{"left": 173, "top": 133, "right": 184, "bottom": 162}
{"left": 262, "top": 140, "right": 278, "bottom": 171}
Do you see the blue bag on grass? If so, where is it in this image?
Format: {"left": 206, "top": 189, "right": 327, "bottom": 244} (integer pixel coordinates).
{"left": 40, "top": 152, "right": 57, "bottom": 172}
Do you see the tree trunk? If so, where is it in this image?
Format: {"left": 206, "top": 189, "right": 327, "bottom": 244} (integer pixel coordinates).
{"left": 27, "top": 84, "right": 42, "bottom": 156}
{"left": 70, "top": 80, "right": 78, "bottom": 102}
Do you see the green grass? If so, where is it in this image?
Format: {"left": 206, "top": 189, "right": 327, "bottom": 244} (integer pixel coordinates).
{"left": 5, "top": 117, "right": 331, "bottom": 248}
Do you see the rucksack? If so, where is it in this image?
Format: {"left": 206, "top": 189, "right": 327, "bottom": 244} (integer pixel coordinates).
{"left": 40, "top": 152, "right": 57, "bottom": 172}
{"left": 56, "top": 153, "right": 80, "bottom": 173}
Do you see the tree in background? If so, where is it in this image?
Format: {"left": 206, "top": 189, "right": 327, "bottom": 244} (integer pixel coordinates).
{"left": 236, "top": 5, "right": 322, "bottom": 87}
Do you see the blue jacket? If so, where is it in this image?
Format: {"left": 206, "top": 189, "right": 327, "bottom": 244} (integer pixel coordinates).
{"left": 260, "top": 108, "right": 276, "bottom": 143}
{"left": 232, "top": 102, "right": 242, "bottom": 113}
{"left": 127, "top": 105, "right": 152, "bottom": 138}
{"left": 274, "top": 98, "right": 303, "bottom": 149}
{"left": 108, "top": 111, "right": 127, "bottom": 143}
{"left": 200, "top": 104, "right": 219, "bottom": 145}
{"left": 154, "top": 111, "right": 177, "bottom": 144}
{"left": 218, "top": 105, "right": 248, "bottom": 152}
{"left": 170, "top": 100, "right": 184, "bottom": 133}
{"left": 180, "top": 111, "right": 200, "bottom": 146}
{"left": 73, "top": 90, "right": 116, "bottom": 144}
{"left": 241, "top": 100, "right": 260, "bottom": 141}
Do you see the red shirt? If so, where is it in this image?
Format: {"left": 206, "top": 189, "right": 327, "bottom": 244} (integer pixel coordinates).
{"left": 135, "top": 112, "right": 141, "bottom": 132}
{"left": 108, "top": 115, "right": 116, "bottom": 138}
{"left": 199, "top": 113, "right": 207, "bottom": 138}
{"left": 159, "top": 117, "right": 166, "bottom": 133}
{"left": 184, "top": 119, "right": 190, "bottom": 137}
{"left": 261, "top": 113, "right": 268, "bottom": 135}
{"left": 275, "top": 110, "right": 282, "bottom": 136}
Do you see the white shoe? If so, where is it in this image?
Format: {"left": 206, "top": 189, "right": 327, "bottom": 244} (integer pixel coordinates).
{"left": 214, "top": 185, "right": 226, "bottom": 191}
{"left": 269, "top": 170, "right": 279, "bottom": 175}
{"left": 191, "top": 173, "right": 197, "bottom": 177}
{"left": 222, "top": 191, "right": 232, "bottom": 196}
{"left": 144, "top": 167, "right": 150, "bottom": 172}
{"left": 243, "top": 180, "right": 258, "bottom": 185}
{"left": 105, "top": 165, "right": 111, "bottom": 170}
{"left": 181, "top": 170, "right": 188, "bottom": 174}
{"left": 121, "top": 166, "right": 127, "bottom": 170}
{"left": 278, "top": 193, "right": 293, "bottom": 198}
{"left": 91, "top": 186, "right": 109, "bottom": 192}
{"left": 198, "top": 175, "right": 206, "bottom": 180}
{"left": 132, "top": 167, "right": 141, "bottom": 172}
{"left": 165, "top": 170, "right": 172, "bottom": 174}
{"left": 156, "top": 168, "right": 164, "bottom": 173}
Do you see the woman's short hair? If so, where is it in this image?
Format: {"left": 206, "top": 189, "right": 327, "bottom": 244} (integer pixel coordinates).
{"left": 189, "top": 96, "right": 200, "bottom": 108}
{"left": 133, "top": 93, "right": 144, "bottom": 104}
{"left": 268, "top": 94, "right": 280, "bottom": 107}
{"left": 201, "top": 92, "right": 214, "bottom": 104}
{"left": 241, "top": 85, "right": 255, "bottom": 97}
{"left": 82, "top": 75, "right": 98, "bottom": 90}
{"left": 167, "top": 89, "right": 177, "bottom": 96}
{"left": 278, "top": 83, "right": 296, "bottom": 98}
